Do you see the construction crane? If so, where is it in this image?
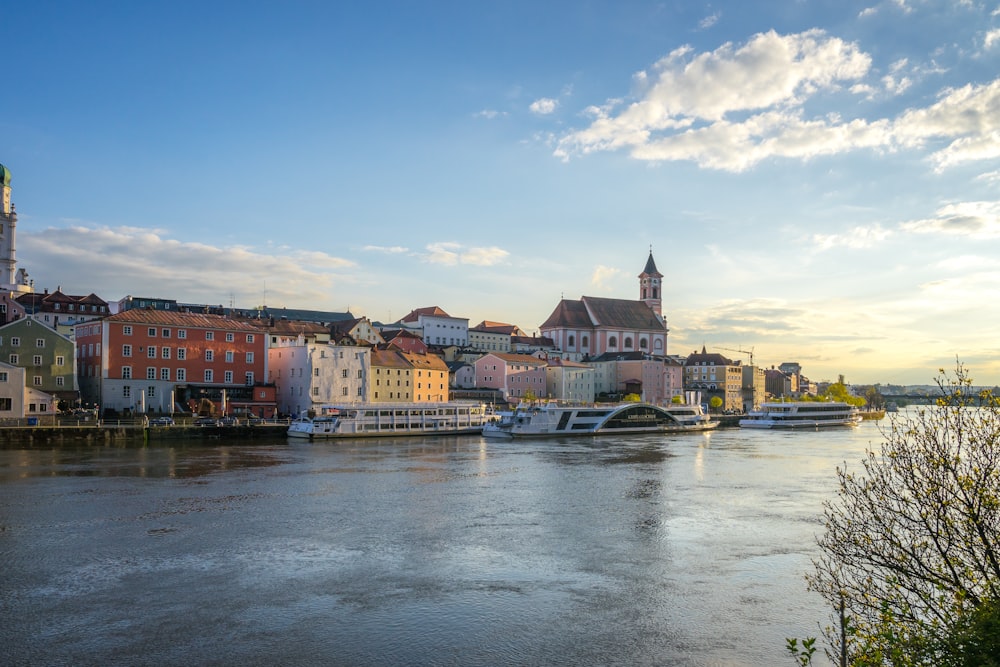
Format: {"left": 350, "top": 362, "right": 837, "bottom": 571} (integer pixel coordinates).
{"left": 717, "top": 346, "right": 755, "bottom": 366}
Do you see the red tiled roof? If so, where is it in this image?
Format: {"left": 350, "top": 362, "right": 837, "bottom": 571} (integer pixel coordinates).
{"left": 540, "top": 296, "right": 664, "bottom": 330}
{"left": 102, "top": 309, "right": 261, "bottom": 332}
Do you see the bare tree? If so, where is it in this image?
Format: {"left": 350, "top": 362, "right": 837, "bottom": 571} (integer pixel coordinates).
{"left": 808, "top": 363, "right": 1000, "bottom": 665}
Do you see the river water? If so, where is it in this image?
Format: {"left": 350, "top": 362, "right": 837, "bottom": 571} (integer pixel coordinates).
{"left": 0, "top": 421, "right": 886, "bottom": 666}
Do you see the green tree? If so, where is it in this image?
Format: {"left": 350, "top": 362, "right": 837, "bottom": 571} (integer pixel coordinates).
{"left": 708, "top": 396, "right": 723, "bottom": 411}
{"left": 806, "top": 363, "right": 1000, "bottom": 666}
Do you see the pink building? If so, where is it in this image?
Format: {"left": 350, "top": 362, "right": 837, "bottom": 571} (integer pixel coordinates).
{"left": 474, "top": 353, "right": 548, "bottom": 403}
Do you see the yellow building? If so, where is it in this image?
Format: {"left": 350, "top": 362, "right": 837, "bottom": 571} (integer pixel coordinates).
{"left": 402, "top": 351, "right": 449, "bottom": 403}
{"left": 369, "top": 349, "right": 413, "bottom": 402}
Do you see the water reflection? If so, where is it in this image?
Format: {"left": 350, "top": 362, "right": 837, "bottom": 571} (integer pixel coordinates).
{"left": 0, "top": 423, "right": 885, "bottom": 666}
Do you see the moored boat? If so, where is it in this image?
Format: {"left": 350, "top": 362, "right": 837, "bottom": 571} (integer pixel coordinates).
{"left": 738, "top": 401, "right": 862, "bottom": 429}
{"left": 287, "top": 402, "right": 491, "bottom": 439}
{"left": 482, "top": 402, "right": 717, "bottom": 439}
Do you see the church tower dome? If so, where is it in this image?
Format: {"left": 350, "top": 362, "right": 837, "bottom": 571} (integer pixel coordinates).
{"left": 639, "top": 247, "right": 663, "bottom": 318}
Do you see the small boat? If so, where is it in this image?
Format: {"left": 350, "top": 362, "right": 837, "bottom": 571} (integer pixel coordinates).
{"left": 738, "top": 401, "right": 862, "bottom": 429}
{"left": 287, "top": 402, "right": 491, "bottom": 439}
{"left": 482, "top": 402, "right": 717, "bottom": 439}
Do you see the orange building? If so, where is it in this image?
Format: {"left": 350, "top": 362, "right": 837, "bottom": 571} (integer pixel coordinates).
{"left": 75, "top": 310, "right": 274, "bottom": 416}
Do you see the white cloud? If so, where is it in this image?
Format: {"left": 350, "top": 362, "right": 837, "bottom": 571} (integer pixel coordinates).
{"left": 900, "top": 200, "right": 1000, "bottom": 238}
{"left": 858, "top": 7, "right": 878, "bottom": 18}
{"left": 590, "top": 265, "right": 621, "bottom": 291}
{"left": 699, "top": 12, "right": 720, "bottom": 29}
{"left": 555, "top": 29, "right": 875, "bottom": 169}
{"left": 363, "top": 245, "right": 409, "bottom": 254}
{"left": 984, "top": 28, "right": 1000, "bottom": 50}
{"left": 812, "top": 224, "right": 893, "bottom": 250}
{"left": 421, "top": 242, "right": 509, "bottom": 266}
{"left": 474, "top": 109, "right": 507, "bottom": 119}
{"left": 20, "top": 225, "right": 356, "bottom": 307}
{"left": 530, "top": 98, "right": 559, "bottom": 115}
{"left": 553, "top": 29, "right": 1000, "bottom": 172}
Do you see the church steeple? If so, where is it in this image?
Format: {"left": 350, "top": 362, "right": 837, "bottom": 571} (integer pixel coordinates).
{"left": 0, "top": 163, "right": 17, "bottom": 288}
{"left": 639, "top": 246, "right": 663, "bottom": 317}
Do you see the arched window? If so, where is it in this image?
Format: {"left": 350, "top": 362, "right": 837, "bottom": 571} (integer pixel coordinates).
{"left": 654, "top": 339, "right": 663, "bottom": 350}
{"left": 652, "top": 287, "right": 658, "bottom": 299}
{"left": 581, "top": 335, "right": 589, "bottom": 349}
{"left": 568, "top": 335, "right": 575, "bottom": 348}
{"left": 639, "top": 338, "right": 648, "bottom": 349}
{"left": 624, "top": 337, "right": 633, "bottom": 348}
{"left": 609, "top": 336, "right": 618, "bottom": 348}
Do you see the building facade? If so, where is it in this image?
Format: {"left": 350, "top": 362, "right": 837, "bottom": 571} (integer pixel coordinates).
{"left": 474, "top": 353, "right": 548, "bottom": 402}
{"left": 0, "top": 317, "right": 78, "bottom": 408}
{"left": 268, "top": 342, "right": 368, "bottom": 415}
{"left": 75, "top": 310, "right": 270, "bottom": 415}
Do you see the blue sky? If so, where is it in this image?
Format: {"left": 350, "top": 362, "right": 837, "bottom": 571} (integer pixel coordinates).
{"left": 4, "top": 1, "right": 1000, "bottom": 385}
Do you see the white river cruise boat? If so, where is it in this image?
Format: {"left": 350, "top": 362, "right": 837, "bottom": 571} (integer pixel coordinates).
{"left": 738, "top": 401, "right": 862, "bottom": 429}
{"left": 482, "top": 402, "right": 718, "bottom": 439}
{"left": 287, "top": 402, "right": 491, "bottom": 439}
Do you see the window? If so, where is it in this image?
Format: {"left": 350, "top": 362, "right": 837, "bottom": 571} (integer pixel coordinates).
{"left": 225, "top": 350, "right": 234, "bottom": 363}
{"left": 204, "top": 369, "right": 214, "bottom": 383}
{"left": 32, "top": 355, "right": 42, "bottom": 366}
{"left": 123, "top": 385, "right": 131, "bottom": 398}
{"left": 123, "top": 344, "right": 132, "bottom": 357}
{"left": 148, "top": 328, "right": 156, "bottom": 337}
{"left": 177, "top": 348, "right": 186, "bottom": 360}
{"left": 624, "top": 337, "right": 633, "bottom": 348}
{"left": 205, "top": 350, "right": 214, "bottom": 362}
{"left": 341, "top": 369, "right": 348, "bottom": 378}
{"left": 122, "top": 366, "right": 132, "bottom": 379}
{"left": 245, "top": 372, "right": 254, "bottom": 385}
{"left": 0, "top": 398, "right": 11, "bottom": 411}
{"left": 581, "top": 335, "right": 589, "bottom": 348}
{"left": 147, "top": 346, "right": 157, "bottom": 358}
{"left": 36, "top": 338, "right": 45, "bottom": 348}
{"left": 342, "top": 387, "right": 349, "bottom": 396}
{"left": 357, "top": 370, "right": 362, "bottom": 379}
{"left": 33, "top": 376, "right": 42, "bottom": 386}
{"left": 147, "top": 367, "right": 156, "bottom": 379}
{"left": 8, "top": 354, "right": 17, "bottom": 365}
{"left": 161, "top": 347, "right": 170, "bottom": 359}
{"left": 147, "top": 386, "right": 155, "bottom": 398}
{"left": 178, "top": 329, "right": 187, "bottom": 339}
{"left": 312, "top": 387, "right": 319, "bottom": 396}
{"left": 226, "top": 333, "right": 234, "bottom": 342}
{"left": 224, "top": 371, "right": 233, "bottom": 383}
{"left": 639, "top": 338, "right": 648, "bottom": 349}
{"left": 56, "top": 355, "right": 65, "bottom": 366}
{"left": 246, "top": 334, "right": 254, "bottom": 343}
{"left": 0, "top": 372, "right": 6, "bottom": 382}
{"left": 10, "top": 337, "right": 19, "bottom": 346}
{"left": 245, "top": 352, "right": 254, "bottom": 363}
{"left": 206, "top": 331, "right": 214, "bottom": 341}
{"left": 160, "top": 368, "right": 170, "bottom": 380}
{"left": 176, "top": 368, "right": 186, "bottom": 381}
{"left": 161, "top": 329, "right": 170, "bottom": 338}
{"left": 123, "top": 326, "right": 132, "bottom": 336}
{"left": 609, "top": 336, "right": 618, "bottom": 348}
{"left": 568, "top": 335, "right": 575, "bottom": 347}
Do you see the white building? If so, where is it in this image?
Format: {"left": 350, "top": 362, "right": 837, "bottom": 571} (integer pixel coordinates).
{"left": 544, "top": 358, "right": 595, "bottom": 403}
{"left": 398, "top": 306, "right": 469, "bottom": 347}
{"left": 268, "top": 343, "right": 369, "bottom": 416}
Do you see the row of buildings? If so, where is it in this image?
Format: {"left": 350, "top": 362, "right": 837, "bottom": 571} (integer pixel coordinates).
{"left": 0, "top": 163, "right": 812, "bottom": 419}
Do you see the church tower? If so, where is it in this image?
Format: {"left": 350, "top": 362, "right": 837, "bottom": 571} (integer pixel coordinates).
{"left": 0, "top": 164, "right": 17, "bottom": 287}
{"left": 639, "top": 248, "right": 663, "bottom": 318}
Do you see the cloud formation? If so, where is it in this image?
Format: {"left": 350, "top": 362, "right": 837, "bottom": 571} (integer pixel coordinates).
{"left": 421, "top": 242, "right": 509, "bottom": 266}
{"left": 900, "top": 201, "right": 1000, "bottom": 238}
{"left": 530, "top": 98, "right": 559, "bottom": 115}
{"left": 554, "top": 29, "right": 1000, "bottom": 172}
{"left": 20, "top": 226, "right": 356, "bottom": 307}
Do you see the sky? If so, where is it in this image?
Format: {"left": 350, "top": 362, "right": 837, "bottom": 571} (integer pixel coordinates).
{"left": 3, "top": 1, "right": 1000, "bottom": 386}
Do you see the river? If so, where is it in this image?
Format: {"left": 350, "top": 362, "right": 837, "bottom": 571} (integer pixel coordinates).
{"left": 0, "top": 420, "right": 885, "bottom": 666}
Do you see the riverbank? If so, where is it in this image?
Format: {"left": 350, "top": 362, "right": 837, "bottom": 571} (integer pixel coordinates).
{"left": 0, "top": 423, "right": 290, "bottom": 448}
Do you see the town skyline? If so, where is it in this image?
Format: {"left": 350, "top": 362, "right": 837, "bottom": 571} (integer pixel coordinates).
{"left": 4, "top": 1, "right": 999, "bottom": 386}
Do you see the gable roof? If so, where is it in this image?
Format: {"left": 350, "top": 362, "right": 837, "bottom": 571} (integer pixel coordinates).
{"left": 101, "top": 309, "right": 262, "bottom": 332}
{"left": 400, "top": 306, "right": 451, "bottom": 323}
{"left": 540, "top": 296, "right": 664, "bottom": 331}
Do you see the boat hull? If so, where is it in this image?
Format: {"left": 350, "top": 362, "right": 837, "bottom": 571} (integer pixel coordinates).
{"left": 484, "top": 402, "right": 718, "bottom": 439}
